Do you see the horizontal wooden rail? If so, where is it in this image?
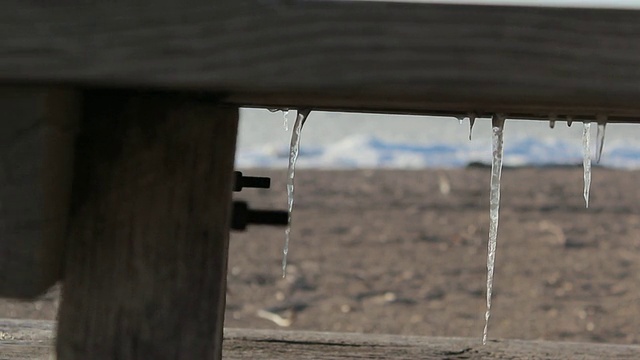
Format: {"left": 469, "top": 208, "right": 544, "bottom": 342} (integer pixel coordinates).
{"left": 2, "top": 1, "right": 640, "bottom": 121}
{"left": 3, "top": 319, "right": 640, "bottom": 359}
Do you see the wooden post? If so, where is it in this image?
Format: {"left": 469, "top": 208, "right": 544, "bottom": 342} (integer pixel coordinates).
{"left": 0, "top": 87, "right": 79, "bottom": 298}
{"left": 56, "top": 91, "right": 238, "bottom": 360}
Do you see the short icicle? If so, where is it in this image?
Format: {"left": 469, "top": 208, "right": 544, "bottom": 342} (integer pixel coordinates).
{"left": 582, "top": 122, "right": 592, "bottom": 208}
{"left": 483, "top": 114, "right": 506, "bottom": 345}
{"left": 468, "top": 113, "right": 477, "bottom": 141}
{"left": 268, "top": 108, "right": 291, "bottom": 131}
{"left": 549, "top": 114, "right": 557, "bottom": 129}
{"left": 283, "top": 109, "right": 290, "bottom": 131}
{"left": 283, "top": 109, "right": 312, "bottom": 278}
{"left": 596, "top": 116, "right": 607, "bottom": 163}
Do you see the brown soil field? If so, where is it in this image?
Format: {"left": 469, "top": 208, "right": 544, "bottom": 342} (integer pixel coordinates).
{"left": 2, "top": 168, "right": 640, "bottom": 345}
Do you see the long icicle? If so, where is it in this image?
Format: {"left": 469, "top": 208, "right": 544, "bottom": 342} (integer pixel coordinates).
{"left": 283, "top": 109, "right": 311, "bottom": 278}
{"left": 483, "top": 114, "right": 505, "bottom": 345}
{"left": 582, "top": 122, "right": 592, "bottom": 208}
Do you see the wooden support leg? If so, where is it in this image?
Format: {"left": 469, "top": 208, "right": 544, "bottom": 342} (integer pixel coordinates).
{"left": 0, "top": 87, "right": 79, "bottom": 298}
{"left": 57, "top": 91, "right": 238, "bottom": 360}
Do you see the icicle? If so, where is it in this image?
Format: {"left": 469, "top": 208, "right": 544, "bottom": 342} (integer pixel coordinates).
{"left": 468, "top": 113, "right": 476, "bottom": 141}
{"left": 596, "top": 116, "right": 607, "bottom": 163}
{"left": 549, "top": 113, "right": 557, "bottom": 129}
{"left": 267, "top": 108, "right": 291, "bottom": 131}
{"left": 283, "top": 109, "right": 312, "bottom": 278}
{"left": 483, "top": 114, "right": 505, "bottom": 345}
{"left": 567, "top": 116, "right": 573, "bottom": 127}
{"left": 283, "top": 109, "right": 290, "bottom": 131}
{"left": 456, "top": 115, "right": 465, "bottom": 125}
{"left": 582, "top": 122, "right": 592, "bottom": 208}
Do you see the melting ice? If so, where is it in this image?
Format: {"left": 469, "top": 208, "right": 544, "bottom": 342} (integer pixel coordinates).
{"left": 582, "top": 122, "right": 592, "bottom": 208}
{"left": 596, "top": 120, "right": 607, "bottom": 163}
{"left": 268, "top": 108, "right": 291, "bottom": 131}
{"left": 468, "top": 113, "right": 476, "bottom": 141}
{"left": 283, "top": 109, "right": 312, "bottom": 278}
{"left": 456, "top": 114, "right": 476, "bottom": 140}
{"left": 283, "top": 110, "right": 290, "bottom": 131}
{"left": 483, "top": 114, "right": 505, "bottom": 345}
{"left": 549, "top": 114, "right": 557, "bottom": 129}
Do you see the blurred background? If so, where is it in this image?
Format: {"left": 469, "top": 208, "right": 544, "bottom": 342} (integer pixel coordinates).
{"left": 224, "top": 109, "right": 640, "bottom": 344}
{"left": 237, "top": 109, "right": 640, "bottom": 169}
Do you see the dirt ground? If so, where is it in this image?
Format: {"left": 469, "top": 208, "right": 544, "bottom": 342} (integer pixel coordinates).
{"left": 2, "top": 167, "right": 640, "bottom": 345}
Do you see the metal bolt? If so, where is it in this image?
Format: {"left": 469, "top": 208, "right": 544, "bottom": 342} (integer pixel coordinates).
{"left": 231, "top": 201, "right": 288, "bottom": 231}
{"left": 233, "top": 171, "right": 271, "bottom": 192}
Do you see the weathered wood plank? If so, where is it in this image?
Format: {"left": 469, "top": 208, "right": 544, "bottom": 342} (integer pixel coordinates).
{"left": 224, "top": 329, "right": 640, "bottom": 359}
{"left": 0, "top": 88, "right": 79, "bottom": 298}
{"left": 2, "top": 2, "right": 640, "bottom": 120}
{"left": 56, "top": 91, "right": 238, "bottom": 359}
{"left": 4, "top": 319, "right": 640, "bottom": 360}
{"left": 0, "top": 319, "right": 53, "bottom": 360}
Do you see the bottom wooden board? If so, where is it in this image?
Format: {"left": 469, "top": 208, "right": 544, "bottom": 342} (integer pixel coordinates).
{"left": 0, "top": 319, "right": 54, "bottom": 360}
{"left": 2, "top": 318, "right": 640, "bottom": 359}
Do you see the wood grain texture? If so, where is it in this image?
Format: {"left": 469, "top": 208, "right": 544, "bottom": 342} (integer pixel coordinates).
{"left": 4, "top": 320, "right": 640, "bottom": 360}
{"left": 223, "top": 329, "right": 640, "bottom": 359}
{"left": 2, "top": 1, "right": 640, "bottom": 119}
{"left": 0, "top": 319, "right": 53, "bottom": 360}
{"left": 56, "top": 92, "right": 238, "bottom": 360}
{"left": 0, "top": 88, "right": 79, "bottom": 298}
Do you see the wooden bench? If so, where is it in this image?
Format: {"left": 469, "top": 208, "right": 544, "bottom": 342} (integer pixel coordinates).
{"left": 3, "top": 319, "right": 640, "bottom": 359}
{"left": 2, "top": 1, "right": 640, "bottom": 359}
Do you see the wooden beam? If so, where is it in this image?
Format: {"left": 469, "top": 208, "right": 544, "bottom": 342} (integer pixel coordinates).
{"left": 56, "top": 91, "right": 238, "bottom": 359}
{"left": 0, "top": 88, "right": 79, "bottom": 298}
{"left": 4, "top": 320, "right": 640, "bottom": 360}
{"left": 2, "top": 1, "right": 640, "bottom": 120}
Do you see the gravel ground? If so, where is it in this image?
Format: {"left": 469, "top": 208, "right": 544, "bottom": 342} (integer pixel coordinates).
{"left": 3, "top": 168, "right": 640, "bottom": 345}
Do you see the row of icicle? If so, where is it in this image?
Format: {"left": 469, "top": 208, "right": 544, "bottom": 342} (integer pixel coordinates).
{"left": 274, "top": 109, "right": 607, "bottom": 344}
